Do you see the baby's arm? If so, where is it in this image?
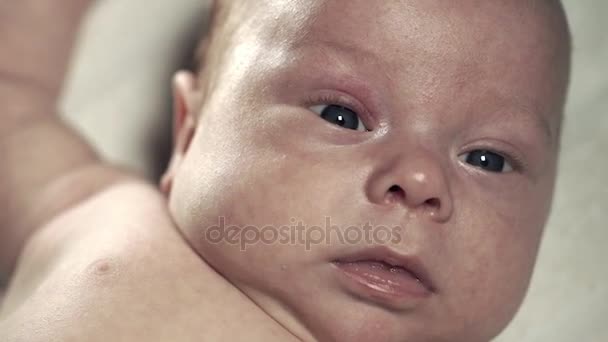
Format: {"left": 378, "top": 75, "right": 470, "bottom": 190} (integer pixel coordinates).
{"left": 0, "top": 0, "right": 138, "bottom": 286}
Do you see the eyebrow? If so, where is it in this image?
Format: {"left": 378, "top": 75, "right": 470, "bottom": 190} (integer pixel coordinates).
{"left": 536, "top": 114, "right": 555, "bottom": 149}
{"left": 494, "top": 101, "right": 556, "bottom": 150}
{"left": 296, "top": 34, "right": 388, "bottom": 66}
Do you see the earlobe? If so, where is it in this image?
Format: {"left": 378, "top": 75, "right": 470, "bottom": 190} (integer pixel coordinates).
{"left": 160, "top": 71, "right": 199, "bottom": 195}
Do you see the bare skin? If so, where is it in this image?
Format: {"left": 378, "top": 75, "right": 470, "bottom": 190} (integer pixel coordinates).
{"left": 1, "top": 1, "right": 570, "bottom": 341}
{"left": 1, "top": 184, "right": 298, "bottom": 342}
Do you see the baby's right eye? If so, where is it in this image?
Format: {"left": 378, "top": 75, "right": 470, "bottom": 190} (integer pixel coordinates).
{"left": 310, "top": 104, "right": 369, "bottom": 132}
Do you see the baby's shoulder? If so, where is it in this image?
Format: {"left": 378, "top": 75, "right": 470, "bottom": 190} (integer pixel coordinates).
{"left": 17, "top": 181, "right": 178, "bottom": 275}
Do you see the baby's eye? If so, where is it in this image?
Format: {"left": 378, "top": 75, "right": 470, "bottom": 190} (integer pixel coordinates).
{"left": 460, "top": 150, "right": 514, "bottom": 173}
{"left": 310, "top": 104, "right": 368, "bottom": 132}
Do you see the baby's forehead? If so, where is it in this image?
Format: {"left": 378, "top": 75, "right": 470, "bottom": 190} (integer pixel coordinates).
{"left": 228, "top": 0, "right": 569, "bottom": 80}
{"left": 234, "top": 0, "right": 567, "bottom": 43}
{"left": 210, "top": 0, "right": 569, "bottom": 138}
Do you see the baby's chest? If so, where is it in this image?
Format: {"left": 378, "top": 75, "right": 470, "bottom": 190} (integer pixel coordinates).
{"left": 1, "top": 185, "right": 294, "bottom": 341}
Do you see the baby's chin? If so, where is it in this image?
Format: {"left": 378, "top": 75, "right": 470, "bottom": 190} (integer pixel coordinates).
{"left": 308, "top": 294, "right": 510, "bottom": 342}
{"left": 196, "top": 244, "right": 508, "bottom": 342}
{"left": 270, "top": 279, "right": 503, "bottom": 342}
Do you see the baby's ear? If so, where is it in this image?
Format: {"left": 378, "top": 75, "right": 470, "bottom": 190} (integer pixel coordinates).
{"left": 160, "top": 71, "right": 199, "bottom": 195}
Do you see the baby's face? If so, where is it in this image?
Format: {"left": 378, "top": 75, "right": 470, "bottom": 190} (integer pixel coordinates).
{"left": 167, "top": 1, "right": 570, "bottom": 341}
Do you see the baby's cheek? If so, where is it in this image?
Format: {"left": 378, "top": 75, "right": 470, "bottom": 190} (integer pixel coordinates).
{"left": 440, "top": 201, "right": 543, "bottom": 338}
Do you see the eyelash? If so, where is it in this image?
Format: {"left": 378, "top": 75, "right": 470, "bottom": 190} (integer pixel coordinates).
{"left": 463, "top": 146, "right": 527, "bottom": 173}
{"left": 304, "top": 92, "right": 374, "bottom": 129}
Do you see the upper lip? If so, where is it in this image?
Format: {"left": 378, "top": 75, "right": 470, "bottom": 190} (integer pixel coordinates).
{"left": 333, "top": 245, "right": 436, "bottom": 293}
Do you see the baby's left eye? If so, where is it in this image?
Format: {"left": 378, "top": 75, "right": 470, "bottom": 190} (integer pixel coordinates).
{"left": 310, "top": 104, "right": 368, "bottom": 132}
{"left": 460, "top": 150, "right": 514, "bottom": 173}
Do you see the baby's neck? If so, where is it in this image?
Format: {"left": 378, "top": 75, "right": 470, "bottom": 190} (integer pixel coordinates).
{"left": 198, "top": 259, "right": 314, "bottom": 341}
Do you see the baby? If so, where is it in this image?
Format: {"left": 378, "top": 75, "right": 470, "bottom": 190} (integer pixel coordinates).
{"left": 0, "top": 0, "right": 571, "bottom": 341}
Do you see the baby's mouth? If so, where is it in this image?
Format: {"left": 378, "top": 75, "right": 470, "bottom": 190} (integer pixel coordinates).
{"left": 332, "top": 246, "right": 435, "bottom": 309}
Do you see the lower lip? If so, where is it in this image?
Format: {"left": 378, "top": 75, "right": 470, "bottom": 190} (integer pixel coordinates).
{"left": 333, "top": 261, "right": 432, "bottom": 308}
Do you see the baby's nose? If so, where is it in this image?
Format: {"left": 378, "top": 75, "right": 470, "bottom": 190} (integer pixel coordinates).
{"left": 364, "top": 150, "right": 453, "bottom": 223}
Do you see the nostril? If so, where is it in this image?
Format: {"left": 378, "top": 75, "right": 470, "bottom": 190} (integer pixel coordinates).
{"left": 386, "top": 185, "right": 405, "bottom": 204}
{"left": 425, "top": 198, "right": 441, "bottom": 209}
